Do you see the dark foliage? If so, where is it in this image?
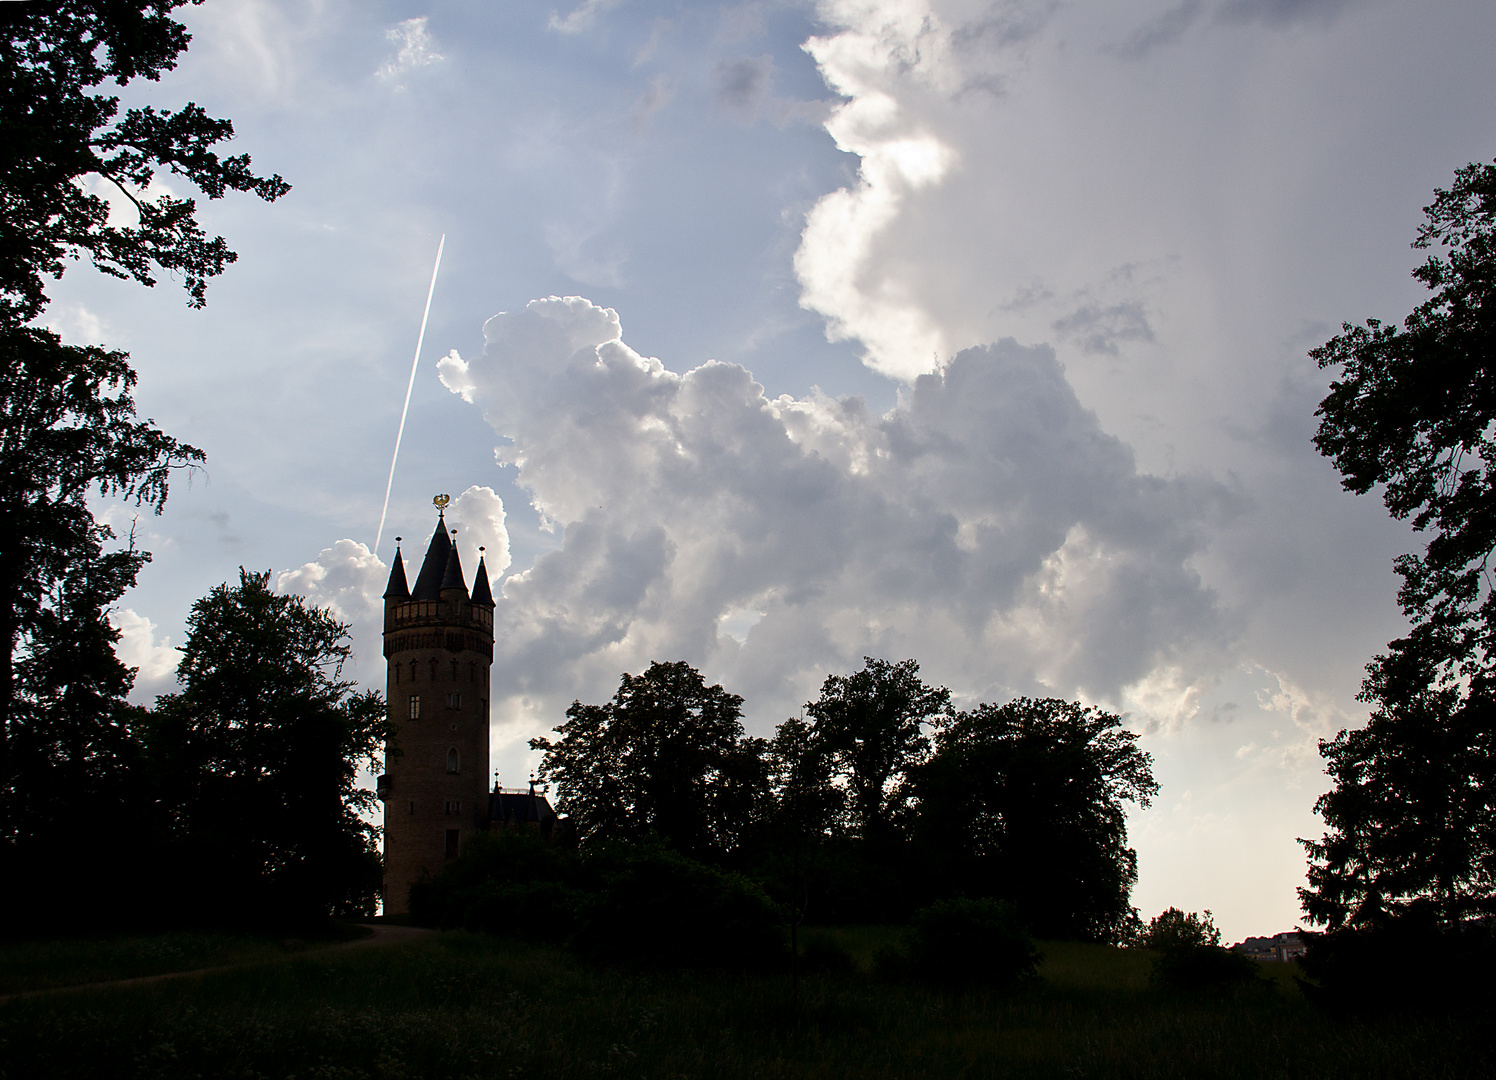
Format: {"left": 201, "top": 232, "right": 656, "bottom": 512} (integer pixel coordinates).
{"left": 804, "top": 657, "right": 950, "bottom": 842}
{"left": 416, "top": 831, "right": 785, "bottom": 970}
{"left": 145, "top": 570, "right": 389, "bottom": 926}
{"left": 409, "top": 828, "right": 583, "bottom": 932}
{"left": 1149, "top": 945, "right": 1263, "bottom": 994}
{"left": 882, "top": 897, "right": 1041, "bottom": 988}
{"left": 531, "top": 660, "right": 764, "bottom": 860}
{"left": 570, "top": 844, "right": 785, "bottom": 969}
{"left": 1137, "top": 907, "right": 1221, "bottom": 950}
{"left": 0, "top": 2, "right": 285, "bottom": 922}
{"left": 1305, "top": 157, "right": 1496, "bottom": 931}
{"left": 1297, "top": 915, "right": 1496, "bottom": 1015}
{"left": 914, "top": 697, "right": 1157, "bottom": 941}
{"left": 0, "top": 0, "right": 289, "bottom": 323}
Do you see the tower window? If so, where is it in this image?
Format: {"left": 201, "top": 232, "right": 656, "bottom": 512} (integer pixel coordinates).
{"left": 429, "top": 658, "right": 438, "bottom": 681}
{"left": 409, "top": 660, "right": 417, "bottom": 682}
{"left": 445, "top": 799, "right": 461, "bottom": 816}
{"left": 447, "top": 747, "right": 460, "bottom": 774}
{"left": 408, "top": 801, "right": 415, "bottom": 815}
{"left": 451, "top": 659, "right": 459, "bottom": 681}
{"left": 393, "top": 663, "right": 400, "bottom": 685}
{"left": 408, "top": 696, "right": 420, "bottom": 720}
{"left": 446, "top": 692, "right": 461, "bottom": 709}
{"left": 445, "top": 829, "right": 460, "bottom": 860}
{"left": 469, "top": 661, "right": 476, "bottom": 684}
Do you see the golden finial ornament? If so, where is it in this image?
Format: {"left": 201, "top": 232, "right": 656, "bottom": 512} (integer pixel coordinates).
{"left": 433, "top": 493, "right": 451, "bottom": 511}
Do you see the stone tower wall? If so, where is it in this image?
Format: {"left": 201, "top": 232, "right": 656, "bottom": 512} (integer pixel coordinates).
{"left": 381, "top": 592, "right": 493, "bottom": 915}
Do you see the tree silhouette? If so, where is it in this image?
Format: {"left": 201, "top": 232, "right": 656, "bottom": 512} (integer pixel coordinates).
{"left": 1305, "top": 156, "right": 1496, "bottom": 930}
{"left": 147, "top": 571, "right": 388, "bottom": 924}
{"left": 804, "top": 657, "right": 950, "bottom": 842}
{"left": 532, "top": 661, "right": 760, "bottom": 859}
{"left": 915, "top": 697, "right": 1157, "bottom": 941}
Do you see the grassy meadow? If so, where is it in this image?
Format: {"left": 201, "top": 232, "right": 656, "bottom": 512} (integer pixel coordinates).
{"left": 0, "top": 927, "right": 1486, "bottom": 1079}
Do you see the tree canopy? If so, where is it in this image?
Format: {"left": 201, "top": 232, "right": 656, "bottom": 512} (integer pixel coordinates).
{"left": 0, "top": 1, "right": 284, "bottom": 877}
{"left": 0, "top": 0, "right": 289, "bottom": 322}
{"left": 531, "top": 661, "right": 765, "bottom": 859}
{"left": 148, "top": 570, "right": 388, "bottom": 923}
{"left": 803, "top": 657, "right": 950, "bottom": 841}
{"left": 1304, "top": 156, "right": 1496, "bottom": 933}
{"left": 914, "top": 697, "right": 1157, "bottom": 941}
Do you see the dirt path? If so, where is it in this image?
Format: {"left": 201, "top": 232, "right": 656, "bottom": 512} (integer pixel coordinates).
{"left": 0, "top": 924, "right": 436, "bottom": 1005}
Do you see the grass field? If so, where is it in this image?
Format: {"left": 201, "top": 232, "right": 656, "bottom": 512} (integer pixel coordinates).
{"left": 0, "top": 929, "right": 1486, "bottom": 1079}
{"left": 0, "top": 925, "right": 368, "bottom": 995}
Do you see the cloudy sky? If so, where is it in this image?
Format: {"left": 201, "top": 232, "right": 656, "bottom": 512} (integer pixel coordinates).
{"left": 51, "top": 0, "right": 1496, "bottom": 938}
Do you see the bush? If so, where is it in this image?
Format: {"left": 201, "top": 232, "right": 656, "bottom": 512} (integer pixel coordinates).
{"left": 1298, "top": 917, "right": 1496, "bottom": 1015}
{"left": 1138, "top": 907, "right": 1221, "bottom": 951}
{"left": 570, "top": 845, "right": 785, "bottom": 969}
{"left": 798, "top": 931, "right": 858, "bottom": 975}
{"left": 885, "top": 898, "right": 1041, "bottom": 988}
{"left": 1150, "top": 944, "right": 1263, "bottom": 993}
{"left": 462, "top": 881, "right": 585, "bottom": 942}
{"left": 408, "top": 829, "right": 581, "bottom": 930}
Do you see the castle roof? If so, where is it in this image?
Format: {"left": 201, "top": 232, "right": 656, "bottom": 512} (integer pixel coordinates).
{"left": 410, "top": 515, "right": 454, "bottom": 601}
{"left": 471, "top": 553, "right": 495, "bottom": 608}
{"left": 441, "top": 542, "right": 468, "bottom": 598}
{"left": 383, "top": 541, "right": 410, "bottom": 599}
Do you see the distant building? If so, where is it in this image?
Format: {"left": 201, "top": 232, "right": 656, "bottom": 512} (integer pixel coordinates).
{"left": 1233, "top": 931, "right": 1306, "bottom": 963}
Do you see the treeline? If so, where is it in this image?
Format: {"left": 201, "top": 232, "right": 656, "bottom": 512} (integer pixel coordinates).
{"left": 2, "top": 571, "right": 388, "bottom": 930}
{"left": 419, "top": 658, "right": 1158, "bottom": 944}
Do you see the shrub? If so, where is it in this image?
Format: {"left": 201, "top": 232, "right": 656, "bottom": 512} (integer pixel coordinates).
{"left": 462, "top": 881, "right": 585, "bottom": 942}
{"left": 409, "top": 829, "right": 581, "bottom": 929}
{"left": 1298, "top": 917, "right": 1496, "bottom": 1015}
{"left": 570, "top": 845, "right": 785, "bottom": 969}
{"left": 1150, "top": 944, "right": 1263, "bottom": 993}
{"left": 1138, "top": 907, "right": 1221, "bottom": 951}
{"left": 798, "top": 932, "right": 858, "bottom": 975}
{"left": 887, "top": 897, "right": 1041, "bottom": 988}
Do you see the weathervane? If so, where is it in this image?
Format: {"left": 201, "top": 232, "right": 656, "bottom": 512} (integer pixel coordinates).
{"left": 433, "top": 493, "right": 450, "bottom": 512}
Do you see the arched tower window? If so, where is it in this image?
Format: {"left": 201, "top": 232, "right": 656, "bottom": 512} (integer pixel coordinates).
{"left": 450, "top": 658, "right": 459, "bottom": 681}
{"left": 447, "top": 747, "right": 460, "bottom": 774}
{"left": 409, "top": 659, "right": 417, "bottom": 682}
{"left": 393, "top": 663, "right": 400, "bottom": 685}
{"left": 429, "top": 658, "right": 439, "bottom": 681}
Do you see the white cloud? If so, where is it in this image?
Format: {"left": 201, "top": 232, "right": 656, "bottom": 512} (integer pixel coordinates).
{"left": 378, "top": 17, "right": 444, "bottom": 83}
{"left": 110, "top": 607, "right": 179, "bottom": 703}
{"left": 276, "top": 538, "right": 386, "bottom": 627}
{"left": 438, "top": 295, "right": 1231, "bottom": 737}
{"left": 549, "top": 0, "right": 623, "bottom": 35}
{"left": 450, "top": 485, "right": 512, "bottom": 579}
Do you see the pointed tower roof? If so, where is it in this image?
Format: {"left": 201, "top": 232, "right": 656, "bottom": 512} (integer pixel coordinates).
{"left": 471, "top": 550, "right": 495, "bottom": 608}
{"left": 410, "top": 514, "right": 454, "bottom": 601}
{"left": 441, "top": 541, "right": 469, "bottom": 599}
{"left": 383, "top": 539, "right": 410, "bottom": 599}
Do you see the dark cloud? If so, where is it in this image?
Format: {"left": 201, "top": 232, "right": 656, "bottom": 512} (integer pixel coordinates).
{"left": 714, "top": 55, "right": 774, "bottom": 118}
{"left": 1052, "top": 301, "right": 1155, "bottom": 355}
{"left": 1217, "top": 0, "right": 1358, "bottom": 26}
{"left": 1109, "top": 0, "right": 1204, "bottom": 59}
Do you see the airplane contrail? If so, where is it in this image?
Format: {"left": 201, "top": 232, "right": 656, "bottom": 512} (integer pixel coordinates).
{"left": 375, "top": 234, "right": 445, "bottom": 556}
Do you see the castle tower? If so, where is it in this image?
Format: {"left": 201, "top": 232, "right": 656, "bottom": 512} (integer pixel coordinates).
{"left": 379, "top": 496, "right": 496, "bottom": 915}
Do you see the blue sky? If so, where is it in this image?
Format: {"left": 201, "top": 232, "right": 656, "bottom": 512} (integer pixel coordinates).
{"left": 47, "top": 0, "right": 1496, "bottom": 939}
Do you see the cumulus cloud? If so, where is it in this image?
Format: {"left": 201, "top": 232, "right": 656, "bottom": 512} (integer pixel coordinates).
{"left": 438, "top": 295, "right": 1231, "bottom": 737}
{"left": 277, "top": 539, "right": 386, "bottom": 626}
{"left": 110, "top": 607, "right": 180, "bottom": 704}
{"left": 450, "top": 485, "right": 513, "bottom": 578}
{"left": 378, "top": 17, "right": 443, "bottom": 83}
